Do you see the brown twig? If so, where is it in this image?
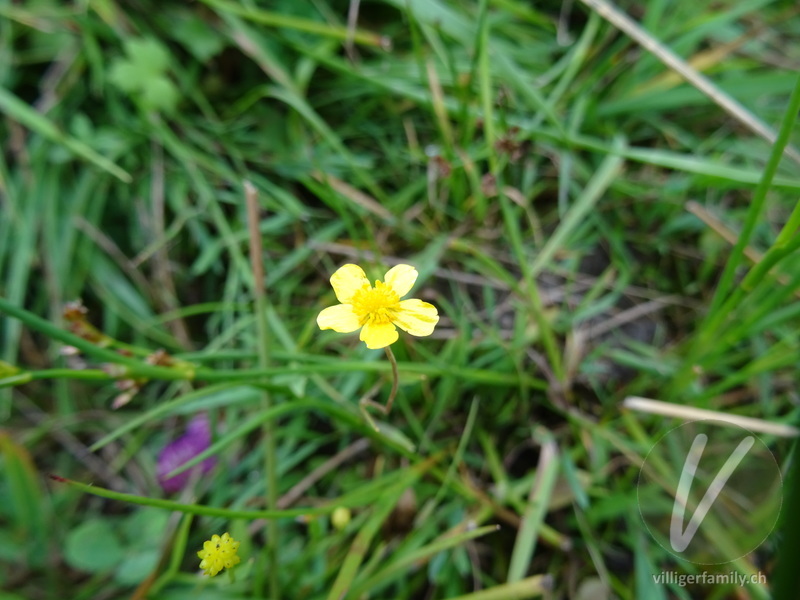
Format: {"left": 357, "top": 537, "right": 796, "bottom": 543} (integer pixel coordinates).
{"left": 244, "top": 180, "right": 279, "bottom": 599}
{"left": 149, "top": 136, "right": 193, "bottom": 349}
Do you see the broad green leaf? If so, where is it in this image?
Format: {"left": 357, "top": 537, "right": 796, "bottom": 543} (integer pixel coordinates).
{"left": 124, "top": 38, "right": 171, "bottom": 74}
{"left": 114, "top": 549, "right": 161, "bottom": 585}
{"left": 122, "top": 507, "right": 170, "bottom": 548}
{"left": 64, "top": 519, "right": 125, "bottom": 572}
{"left": 140, "top": 76, "right": 180, "bottom": 113}
{"left": 172, "top": 15, "right": 226, "bottom": 61}
{"left": 108, "top": 62, "right": 143, "bottom": 93}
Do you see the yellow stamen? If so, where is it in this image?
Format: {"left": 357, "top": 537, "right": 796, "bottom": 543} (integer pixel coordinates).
{"left": 350, "top": 281, "right": 400, "bottom": 325}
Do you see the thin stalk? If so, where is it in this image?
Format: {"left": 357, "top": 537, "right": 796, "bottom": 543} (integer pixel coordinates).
{"left": 47, "top": 474, "right": 335, "bottom": 519}
{"left": 149, "top": 513, "right": 194, "bottom": 595}
{"left": 2, "top": 361, "right": 548, "bottom": 389}
{"left": 0, "top": 295, "right": 549, "bottom": 390}
{"left": 0, "top": 295, "right": 194, "bottom": 380}
{"left": 383, "top": 346, "right": 399, "bottom": 414}
{"left": 245, "top": 181, "right": 280, "bottom": 600}
{"left": 359, "top": 346, "right": 400, "bottom": 432}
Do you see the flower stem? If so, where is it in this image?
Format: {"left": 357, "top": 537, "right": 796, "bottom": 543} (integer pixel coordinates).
{"left": 245, "top": 181, "right": 280, "bottom": 600}
{"left": 47, "top": 473, "right": 337, "bottom": 519}
{"left": 359, "top": 346, "right": 400, "bottom": 432}
{"left": 383, "top": 346, "right": 399, "bottom": 413}
{"left": 0, "top": 359, "right": 548, "bottom": 389}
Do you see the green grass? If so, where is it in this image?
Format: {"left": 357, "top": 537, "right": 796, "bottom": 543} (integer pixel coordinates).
{"left": 1, "top": 0, "right": 799, "bottom": 598}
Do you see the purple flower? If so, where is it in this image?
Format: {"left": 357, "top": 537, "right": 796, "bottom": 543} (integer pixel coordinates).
{"left": 157, "top": 414, "right": 216, "bottom": 493}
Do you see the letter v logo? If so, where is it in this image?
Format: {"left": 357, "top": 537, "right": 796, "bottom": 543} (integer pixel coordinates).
{"left": 670, "top": 433, "right": 755, "bottom": 552}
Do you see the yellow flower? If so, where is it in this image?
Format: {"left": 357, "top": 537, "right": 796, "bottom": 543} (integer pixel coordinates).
{"left": 197, "top": 532, "right": 241, "bottom": 577}
{"left": 317, "top": 264, "right": 439, "bottom": 349}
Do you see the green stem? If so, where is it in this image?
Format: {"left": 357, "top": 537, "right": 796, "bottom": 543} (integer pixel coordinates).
{"left": 359, "top": 345, "right": 401, "bottom": 431}
{"left": 245, "top": 181, "right": 280, "bottom": 600}
{"left": 0, "top": 294, "right": 549, "bottom": 390}
{"left": 47, "top": 474, "right": 334, "bottom": 519}
{"left": 3, "top": 362, "right": 547, "bottom": 389}
{"left": 186, "top": 363, "right": 543, "bottom": 387}
{"left": 29, "top": 368, "right": 109, "bottom": 381}
{"left": 0, "top": 373, "right": 33, "bottom": 387}
{"left": 0, "top": 295, "right": 193, "bottom": 380}
{"left": 383, "top": 346, "right": 399, "bottom": 413}
{"left": 149, "top": 512, "right": 194, "bottom": 595}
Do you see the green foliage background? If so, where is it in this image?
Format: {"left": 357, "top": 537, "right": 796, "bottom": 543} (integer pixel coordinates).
{"left": 1, "top": 0, "right": 799, "bottom": 598}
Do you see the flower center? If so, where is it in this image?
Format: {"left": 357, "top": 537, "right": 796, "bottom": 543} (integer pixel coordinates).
{"left": 350, "top": 281, "right": 400, "bottom": 325}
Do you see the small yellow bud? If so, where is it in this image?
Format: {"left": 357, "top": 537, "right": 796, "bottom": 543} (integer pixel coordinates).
{"left": 331, "top": 507, "right": 352, "bottom": 531}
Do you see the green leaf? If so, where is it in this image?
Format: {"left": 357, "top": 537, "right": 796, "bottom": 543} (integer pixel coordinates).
{"left": 122, "top": 507, "right": 170, "bottom": 549}
{"left": 124, "top": 38, "right": 171, "bottom": 74}
{"left": 108, "top": 37, "right": 179, "bottom": 113}
{"left": 0, "top": 433, "right": 43, "bottom": 539}
{"left": 114, "top": 549, "right": 161, "bottom": 585}
{"left": 0, "top": 87, "right": 131, "bottom": 182}
{"left": 108, "top": 61, "right": 144, "bottom": 93}
{"left": 172, "top": 15, "right": 226, "bottom": 61}
{"left": 64, "top": 519, "right": 125, "bottom": 572}
{"left": 140, "top": 76, "right": 180, "bottom": 113}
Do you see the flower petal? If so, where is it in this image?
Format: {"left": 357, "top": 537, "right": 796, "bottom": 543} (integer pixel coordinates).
{"left": 317, "top": 304, "right": 361, "bottom": 332}
{"left": 392, "top": 299, "right": 439, "bottom": 337}
{"left": 360, "top": 321, "right": 399, "bottom": 349}
{"left": 383, "top": 264, "right": 418, "bottom": 297}
{"left": 157, "top": 414, "right": 216, "bottom": 493}
{"left": 330, "top": 264, "right": 370, "bottom": 303}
